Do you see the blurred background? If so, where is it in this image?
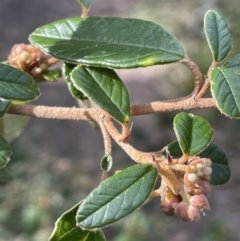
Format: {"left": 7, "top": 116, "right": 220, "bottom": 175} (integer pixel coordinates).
{"left": 1, "top": 0, "right": 240, "bottom": 240}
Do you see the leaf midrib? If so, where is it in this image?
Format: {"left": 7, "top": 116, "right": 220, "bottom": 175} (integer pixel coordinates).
{"left": 79, "top": 168, "right": 155, "bottom": 223}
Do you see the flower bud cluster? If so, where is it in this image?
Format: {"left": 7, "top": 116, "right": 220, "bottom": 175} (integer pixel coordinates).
{"left": 160, "top": 156, "right": 212, "bottom": 222}
{"left": 8, "top": 44, "right": 48, "bottom": 78}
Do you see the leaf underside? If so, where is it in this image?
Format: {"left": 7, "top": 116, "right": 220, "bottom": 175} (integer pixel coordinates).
{"left": 0, "top": 98, "right": 11, "bottom": 117}
{"left": 49, "top": 202, "right": 106, "bottom": 241}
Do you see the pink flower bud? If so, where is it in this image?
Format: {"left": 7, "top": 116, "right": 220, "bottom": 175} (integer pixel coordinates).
{"left": 160, "top": 186, "right": 182, "bottom": 216}
{"left": 175, "top": 200, "right": 202, "bottom": 223}
{"left": 190, "top": 194, "right": 210, "bottom": 210}
{"left": 8, "top": 43, "right": 48, "bottom": 78}
{"left": 193, "top": 180, "right": 211, "bottom": 196}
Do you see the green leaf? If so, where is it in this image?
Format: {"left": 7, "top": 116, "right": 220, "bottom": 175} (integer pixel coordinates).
{"left": 162, "top": 141, "right": 182, "bottom": 158}
{"left": 199, "top": 143, "right": 230, "bottom": 185}
{"left": 71, "top": 66, "right": 130, "bottom": 123}
{"left": 100, "top": 155, "right": 113, "bottom": 172}
{"left": 62, "top": 63, "right": 87, "bottom": 100}
{"left": 0, "top": 135, "right": 12, "bottom": 168}
{"left": 76, "top": 164, "right": 157, "bottom": 229}
{"left": 204, "top": 10, "right": 231, "bottom": 62}
{"left": 163, "top": 141, "right": 230, "bottom": 185}
{"left": 223, "top": 54, "right": 240, "bottom": 73}
{"left": 210, "top": 67, "right": 240, "bottom": 118}
{"left": 173, "top": 112, "right": 213, "bottom": 156}
{"left": 29, "top": 17, "right": 185, "bottom": 69}
{"left": 0, "top": 114, "right": 29, "bottom": 143}
{"left": 0, "top": 98, "right": 11, "bottom": 117}
{"left": 49, "top": 202, "right": 106, "bottom": 241}
{"left": 0, "top": 63, "right": 40, "bottom": 101}
{"left": 42, "top": 69, "right": 61, "bottom": 81}
{"left": 76, "top": 0, "right": 91, "bottom": 9}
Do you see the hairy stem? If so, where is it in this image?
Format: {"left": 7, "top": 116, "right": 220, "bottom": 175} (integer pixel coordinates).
{"left": 197, "top": 61, "right": 218, "bottom": 98}
{"left": 104, "top": 118, "right": 153, "bottom": 164}
{"left": 8, "top": 98, "right": 216, "bottom": 119}
{"left": 180, "top": 56, "right": 203, "bottom": 96}
{"left": 99, "top": 119, "right": 112, "bottom": 156}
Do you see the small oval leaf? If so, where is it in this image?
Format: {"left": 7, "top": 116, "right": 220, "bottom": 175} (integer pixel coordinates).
{"left": 223, "top": 54, "right": 240, "bottom": 73}
{"left": 76, "top": 0, "right": 91, "bottom": 9}
{"left": 71, "top": 66, "right": 130, "bottom": 123}
{"left": 204, "top": 10, "right": 231, "bottom": 62}
{"left": 62, "top": 62, "right": 87, "bottom": 100}
{"left": 0, "top": 63, "right": 40, "bottom": 101}
{"left": 76, "top": 164, "right": 157, "bottom": 229}
{"left": 211, "top": 67, "right": 240, "bottom": 118}
{"left": 173, "top": 112, "right": 213, "bottom": 156}
{"left": 29, "top": 17, "right": 185, "bottom": 69}
{"left": 0, "top": 135, "right": 12, "bottom": 168}
{"left": 100, "top": 155, "right": 113, "bottom": 172}
{"left": 49, "top": 202, "right": 106, "bottom": 241}
{"left": 163, "top": 141, "right": 230, "bottom": 185}
{"left": 0, "top": 98, "right": 11, "bottom": 117}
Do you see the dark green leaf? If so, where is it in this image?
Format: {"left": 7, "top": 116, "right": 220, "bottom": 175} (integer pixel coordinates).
{"left": 50, "top": 202, "right": 106, "bottom": 241}
{"left": 0, "top": 63, "right": 40, "bottom": 101}
{"left": 211, "top": 67, "right": 240, "bottom": 118}
{"left": 71, "top": 66, "right": 130, "bottom": 123}
{"left": 76, "top": 164, "right": 157, "bottom": 229}
{"left": 42, "top": 69, "right": 61, "bottom": 81}
{"left": 0, "top": 98, "right": 11, "bottom": 117}
{"left": 100, "top": 155, "right": 113, "bottom": 172}
{"left": 223, "top": 54, "right": 240, "bottom": 73}
{"left": 162, "top": 141, "right": 182, "bottom": 158}
{"left": 29, "top": 17, "right": 185, "bottom": 69}
{"left": 173, "top": 112, "right": 213, "bottom": 156}
{"left": 62, "top": 63, "right": 87, "bottom": 100}
{"left": 76, "top": 0, "right": 91, "bottom": 9}
{"left": 163, "top": 141, "right": 230, "bottom": 185}
{"left": 0, "top": 135, "right": 12, "bottom": 168}
{"left": 204, "top": 10, "right": 231, "bottom": 62}
{"left": 199, "top": 143, "right": 230, "bottom": 185}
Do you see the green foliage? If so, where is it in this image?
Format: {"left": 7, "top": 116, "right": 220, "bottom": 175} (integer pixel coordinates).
{"left": 223, "top": 54, "right": 240, "bottom": 72}
{"left": 42, "top": 69, "right": 61, "bottom": 82}
{"left": 211, "top": 67, "right": 240, "bottom": 118}
{"left": 100, "top": 155, "right": 113, "bottom": 172}
{"left": 76, "top": 164, "right": 157, "bottom": 229}
{"left": 2, "top": 2, "right": 240, "bottom": 240}
{"left": 71, "top": 66, "right": 130, "bottom": 123}
{"left": 164, "top": 141, "right": 230, "bottom": 185}
{"left": 76, "top": 0, "right": 91, "bottom": 9}
{"left": 62, "top": 62, "right": 87, "bottom": 100}
{"left": 0, "top": 99, "right": 11, "bottom": 117}
{"left": 173, "top": 112, "right": 213, "bottom": 156}
{"left": 0, "top": 63, "right": 40, "bottom": 101}
{"left": 29, "top": 17, "right": 185, "bottom": 69}
{"left": 204, "top": 10, "right": 231, "bottom": 62}
{"left": 50, "top": 203, "right": 106, "bottom": 241}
